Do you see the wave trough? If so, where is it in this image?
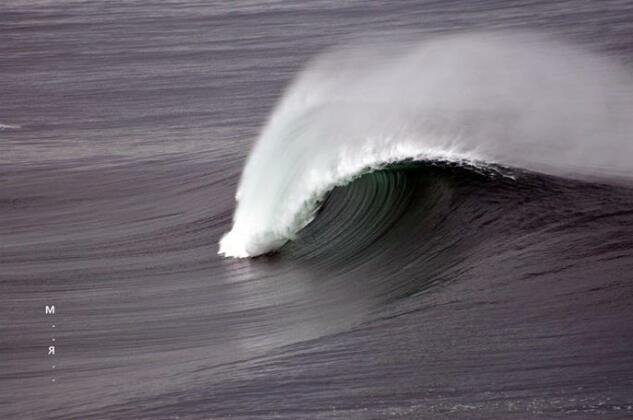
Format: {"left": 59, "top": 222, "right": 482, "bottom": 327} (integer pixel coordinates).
{"left": 219, "top": 32, "right": 633, "bottom": 258}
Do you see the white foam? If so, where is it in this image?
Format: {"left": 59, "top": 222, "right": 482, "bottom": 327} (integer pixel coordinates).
{"left": 0, "top": 123, "right": 21, "bottom": 130}
{"left": 220, "top": 32, "right": 633, "bottom": 258}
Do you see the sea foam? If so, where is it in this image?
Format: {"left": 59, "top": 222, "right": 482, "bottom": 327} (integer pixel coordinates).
{"left": 219, "top": 32, "right": 633, "bottom": 258}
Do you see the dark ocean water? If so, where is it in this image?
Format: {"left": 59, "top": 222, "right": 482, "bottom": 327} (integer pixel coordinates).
{"left": 2, "top": 1, "right": 633, "bottom": 418}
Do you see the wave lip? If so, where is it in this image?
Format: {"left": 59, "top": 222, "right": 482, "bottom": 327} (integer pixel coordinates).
{"left": 219, "top": 32, "right": 633, "bottom": 258}
{"left": 218, "top": 148, "right": 482, "bottom": 258}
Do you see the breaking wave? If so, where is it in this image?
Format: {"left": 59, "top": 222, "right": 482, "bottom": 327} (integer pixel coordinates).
{"left": 219, "top": 32, "right": 633, "bottom": 258}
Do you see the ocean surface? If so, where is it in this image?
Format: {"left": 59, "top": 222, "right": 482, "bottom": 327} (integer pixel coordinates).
{"left": 2, "top": 1, "right": 633, "bottom": 418}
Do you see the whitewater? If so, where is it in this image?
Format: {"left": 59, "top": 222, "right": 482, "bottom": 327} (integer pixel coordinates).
{"left": 220, "top": 32, "right": 633, "bottom": 258}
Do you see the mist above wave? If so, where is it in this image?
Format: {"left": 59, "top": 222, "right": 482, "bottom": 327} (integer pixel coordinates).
{"left": 219, "top": 32, "right": 633, "bottom": 258}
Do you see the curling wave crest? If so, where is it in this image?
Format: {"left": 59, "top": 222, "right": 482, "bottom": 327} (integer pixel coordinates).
{"left": 219, "top": 32, "right": 633, "bottom": 258}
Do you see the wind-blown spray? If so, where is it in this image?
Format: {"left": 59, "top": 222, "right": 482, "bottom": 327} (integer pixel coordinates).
{"left": 220, "top": 32, "right": 633, "bottom": 258}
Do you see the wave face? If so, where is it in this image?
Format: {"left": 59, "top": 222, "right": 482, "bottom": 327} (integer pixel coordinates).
{"left": 220, "top": 33, "right": 633, "bottom": 257}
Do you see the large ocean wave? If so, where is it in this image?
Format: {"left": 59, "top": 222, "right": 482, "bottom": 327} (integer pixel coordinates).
{"left": 7, "top": 2, "right": 633, "bottom": 417}
{"left": 219, "top": 32, "right": 633, "bottom": 258}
